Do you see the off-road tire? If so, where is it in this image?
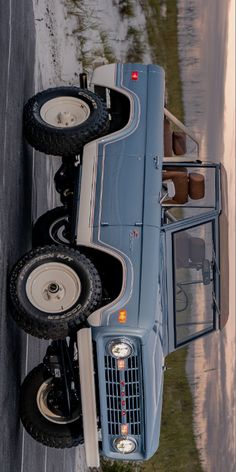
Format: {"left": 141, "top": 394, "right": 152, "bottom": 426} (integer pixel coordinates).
{"left": 23, "top": 87, "right": 109, "bottom": 157}
{"left": 9, "top": 245, "right": 102, "bottom": 339}
{"left": 20, "top": 364, "right": 83, "bottom": 448}
{"left": 33, "top": 207, "right": 70, "bottom": 247}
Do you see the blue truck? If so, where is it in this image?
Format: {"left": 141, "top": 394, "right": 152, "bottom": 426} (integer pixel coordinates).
{"left": 8, "top": 64, "right": 221, "bottom": 467}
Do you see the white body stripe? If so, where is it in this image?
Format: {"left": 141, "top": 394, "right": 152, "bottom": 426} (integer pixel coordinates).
{"left": 76, "top": 64, "right": 141, "bottom": 326}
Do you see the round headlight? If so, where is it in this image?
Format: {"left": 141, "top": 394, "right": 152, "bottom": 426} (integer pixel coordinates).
{"left": 113, "top": 437, "right": 137, "bottom": 454}
{"left": 107, "top": 339, "right": 133, "bottom": 359}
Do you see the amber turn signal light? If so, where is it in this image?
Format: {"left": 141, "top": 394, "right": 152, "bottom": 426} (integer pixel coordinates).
{"left": 119, "top": 310, "right": 127, "bottom": 323}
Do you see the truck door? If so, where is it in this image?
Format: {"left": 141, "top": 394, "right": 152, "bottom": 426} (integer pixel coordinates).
{"left": 162, "top": 213, "right": 220, "bottom": 354}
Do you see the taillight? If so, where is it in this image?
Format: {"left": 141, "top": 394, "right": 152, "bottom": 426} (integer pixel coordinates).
{"left": 131, "top": 71, "right": 139, "bottom": 81}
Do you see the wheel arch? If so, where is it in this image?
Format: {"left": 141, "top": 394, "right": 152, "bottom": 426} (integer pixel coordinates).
{"left": 77, "top": 245, "right": 123, "bottom": 306}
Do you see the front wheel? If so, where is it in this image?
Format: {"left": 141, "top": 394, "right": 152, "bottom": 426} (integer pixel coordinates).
{"left": 23, "top": 87, "right": 109, "bottom": 157}
{"left": 20, "top": 364, "right": 83, "bottom": 448}
{"left": 9, "top": 246, "right": 102, "bottom": 339}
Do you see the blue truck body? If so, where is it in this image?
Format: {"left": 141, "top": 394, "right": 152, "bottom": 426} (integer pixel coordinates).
{"left": 76, "top": 64, "right": 221, "bottom": 461}
{"left": 9, "top": 63, "right": 221, "bottom": 466}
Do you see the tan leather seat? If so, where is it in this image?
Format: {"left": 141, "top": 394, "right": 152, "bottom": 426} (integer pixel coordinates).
{"left": 164, "top": 117, "right": 187, "bottom": 157}
{"left": 162, "top": 169, "right": 205, "bottom": 204}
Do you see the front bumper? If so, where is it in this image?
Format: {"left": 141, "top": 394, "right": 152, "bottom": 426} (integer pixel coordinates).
{"left": 77, "top": 328, "right": 100, "bottom": 468}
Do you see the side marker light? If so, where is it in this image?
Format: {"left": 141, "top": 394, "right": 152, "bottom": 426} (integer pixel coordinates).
{"left": 119, "top": 310, "right": 127, "bottom": 324}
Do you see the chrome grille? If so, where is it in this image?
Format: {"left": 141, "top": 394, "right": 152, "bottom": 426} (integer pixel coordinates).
{"left": 104, "top": 353, "right": 142, "bottom": 436}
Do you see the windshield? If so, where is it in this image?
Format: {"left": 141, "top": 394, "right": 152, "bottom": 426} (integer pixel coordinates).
{"left": 172, "top": 221, "right": 216, "bottom": 346}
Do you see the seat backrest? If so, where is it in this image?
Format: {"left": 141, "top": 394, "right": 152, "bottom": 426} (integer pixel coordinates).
{"left": 164, "top": 117, "right": 187, "bottom": 157}
{"left": 162, "top": 169, "right": 205, "bottom": 204}
{"left": 163, "top": 170, "right": 189, "bottom": 204}
{"left": 172, "top": 131, "right": 187, "bottom": 156}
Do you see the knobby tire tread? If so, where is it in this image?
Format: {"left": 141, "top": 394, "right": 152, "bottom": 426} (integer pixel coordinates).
{"left": 20, "top": 364, "right": 83, "bottom": 448}
{"left": 9, "top": 246, "right": 102, "bottom": 339}
{"left": 23, "top": 87, "right": 109, "bottom": 157}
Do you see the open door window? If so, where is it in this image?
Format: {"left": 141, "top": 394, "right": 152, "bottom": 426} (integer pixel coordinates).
{"left": 164, "top": 216, "right": 220, "bottom": 353}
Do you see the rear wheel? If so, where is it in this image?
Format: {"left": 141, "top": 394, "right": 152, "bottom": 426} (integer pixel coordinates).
{"left": 8, "top": 246, "right": 102, "bottom": 339}
{"left": 32, "top": 207, "right": 70, "bottom": 247}
{"left": 20, "top": 364, "right": 83, "bottom": 448}
{"left": 23, "top": 87, "right": 109, "bottom": 157}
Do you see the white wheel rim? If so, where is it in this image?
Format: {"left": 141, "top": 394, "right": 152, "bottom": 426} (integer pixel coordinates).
{"left": 26, "top": 262, "right": 81, "bottom": 313}
{"left": 40, "top": 96, "right": 90, "bottom": 128}
{"left": 37, "top": 378, "right": 81, "bottom": 424}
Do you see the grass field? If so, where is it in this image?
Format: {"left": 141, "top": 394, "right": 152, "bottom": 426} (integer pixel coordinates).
{"left": 101, "top": 349, "right": 203, "bottom": 472}
{"left": 141, "top": 349, "right": 203, "bottom": 472}
{"left": 141, "top": 0, "right": 184, "bottom": 121}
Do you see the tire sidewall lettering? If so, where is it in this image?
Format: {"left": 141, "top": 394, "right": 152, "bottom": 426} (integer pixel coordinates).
{"left": 47, "top": 304, "right": 82, "bottom": 320}
{"left": 9, "top": 246, "right": 102, "bottom": 339}
{"left": 23, "top": 86, "right": 108, "bottom": 157}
